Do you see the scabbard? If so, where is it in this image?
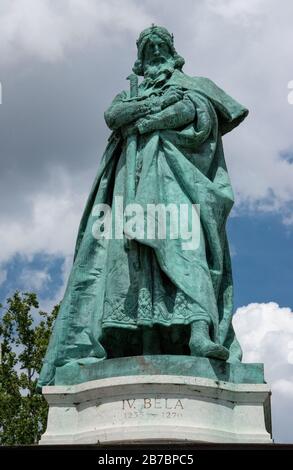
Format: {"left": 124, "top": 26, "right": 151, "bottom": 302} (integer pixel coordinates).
{"left": 125, "top": 132, "right": 137, "bottom": 207}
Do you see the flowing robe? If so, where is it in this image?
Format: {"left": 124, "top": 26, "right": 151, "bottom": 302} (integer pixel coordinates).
{"left": 37, "top": 70, "right": 248, "bottom": 388}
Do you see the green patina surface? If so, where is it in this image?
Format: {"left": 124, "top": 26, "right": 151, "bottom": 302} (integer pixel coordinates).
{"left": 54, "top": 355, "right": 265, "bottom": 386}
{"left": 38, "top": 26, "right": 251, "bottom": 390}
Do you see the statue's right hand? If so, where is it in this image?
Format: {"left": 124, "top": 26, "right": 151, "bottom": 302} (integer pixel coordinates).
{"left": 121, "top": 122, "right": 139, "bottom": 138}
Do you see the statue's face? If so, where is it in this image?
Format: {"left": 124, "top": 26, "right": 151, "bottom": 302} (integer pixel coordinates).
{"left": 142, "top": 34, "right": 173, "bottom": 71}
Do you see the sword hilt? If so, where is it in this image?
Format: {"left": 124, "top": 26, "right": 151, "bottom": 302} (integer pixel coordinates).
{"left": 127, "top": 73, "right": 138, "bottom": 98}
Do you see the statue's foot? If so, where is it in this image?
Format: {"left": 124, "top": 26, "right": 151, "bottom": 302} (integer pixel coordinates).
{"left": 227, "top": 336, "right": 242, "bottom": 363}
{"left": 189, "top": 339, "right": 229, "bottom": 360}
{"left": 189, "top": 320, "right": 229, "bottom": 361}
{"left": 76, "top": 357, "right": 104, "bottom": 366}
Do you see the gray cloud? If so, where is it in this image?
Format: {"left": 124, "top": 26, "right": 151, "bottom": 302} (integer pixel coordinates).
{"left": 1, "top": 1, "right": 293, "bottom": 227}
{"left": 1, "top": 0, "right": 293, "bottom": 276}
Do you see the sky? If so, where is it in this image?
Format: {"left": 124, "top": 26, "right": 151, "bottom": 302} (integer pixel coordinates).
{"left": 0, "top": 0, "right": 292, "bottom": 443}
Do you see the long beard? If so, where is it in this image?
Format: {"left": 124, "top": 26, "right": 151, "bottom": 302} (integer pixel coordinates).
{"left": 144, "top": 59, "right": 175, "bottom": 81}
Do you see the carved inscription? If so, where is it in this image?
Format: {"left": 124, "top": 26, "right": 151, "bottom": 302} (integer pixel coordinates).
{"left": 122, "top": 397, "right": 184, "bottom": 419}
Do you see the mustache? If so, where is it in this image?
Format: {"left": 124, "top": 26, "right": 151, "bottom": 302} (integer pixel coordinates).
{"left": 144, "top": 61, "right": 175, "bottom": 79}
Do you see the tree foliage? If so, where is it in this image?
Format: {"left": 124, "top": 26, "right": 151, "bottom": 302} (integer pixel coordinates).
{"left": 0, "top": 292, "right": 58, "bottom": 445}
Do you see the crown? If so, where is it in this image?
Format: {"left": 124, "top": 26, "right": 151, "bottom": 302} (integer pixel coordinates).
{"left": 136, "top": 25, "right": 174, "bottom": 48}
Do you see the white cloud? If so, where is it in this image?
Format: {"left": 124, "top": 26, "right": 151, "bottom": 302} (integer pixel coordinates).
{"left": 0, "top": 0, "right": 152, "bottom": 65}
{"left": 0, "top": 269, "right": 7, "bottom": 286}
{"left": 207, "top": 0, "right": 265, "bottom": 21}
{"left": 39, "top": 253, "right": 74, "bottom": 313}
{"left": 0, "top": 166, "right": 84, "bottom": 264}
{"left": 0, "top": 165, "right": 84, "bottom": 307}
{"left": 233, "top": 302, "right": 293, "bottom": 443}
{"left": 19, "top": 267, "right": 51, "bottom": 291}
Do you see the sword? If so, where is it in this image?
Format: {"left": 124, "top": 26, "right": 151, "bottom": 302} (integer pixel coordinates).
{"left": 123, "top": 74, "right": 139, "bottom": 251}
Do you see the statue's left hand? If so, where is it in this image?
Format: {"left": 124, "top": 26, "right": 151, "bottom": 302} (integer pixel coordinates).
{"left": 161, "top": 86, "right": 184, "bottom": 109}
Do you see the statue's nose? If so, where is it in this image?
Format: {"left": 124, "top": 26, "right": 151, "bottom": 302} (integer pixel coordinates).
{"left": 154, "top": 45, "right": 160, "bottom": 56}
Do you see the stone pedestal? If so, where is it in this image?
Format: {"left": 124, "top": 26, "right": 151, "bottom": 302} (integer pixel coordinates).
{"left": 39, "top": 356, "right": 272, "bottom": 444}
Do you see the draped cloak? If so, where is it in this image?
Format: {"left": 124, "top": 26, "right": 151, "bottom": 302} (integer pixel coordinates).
{"left": 37, "top": 70, "right": 248, "bottom": 388}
